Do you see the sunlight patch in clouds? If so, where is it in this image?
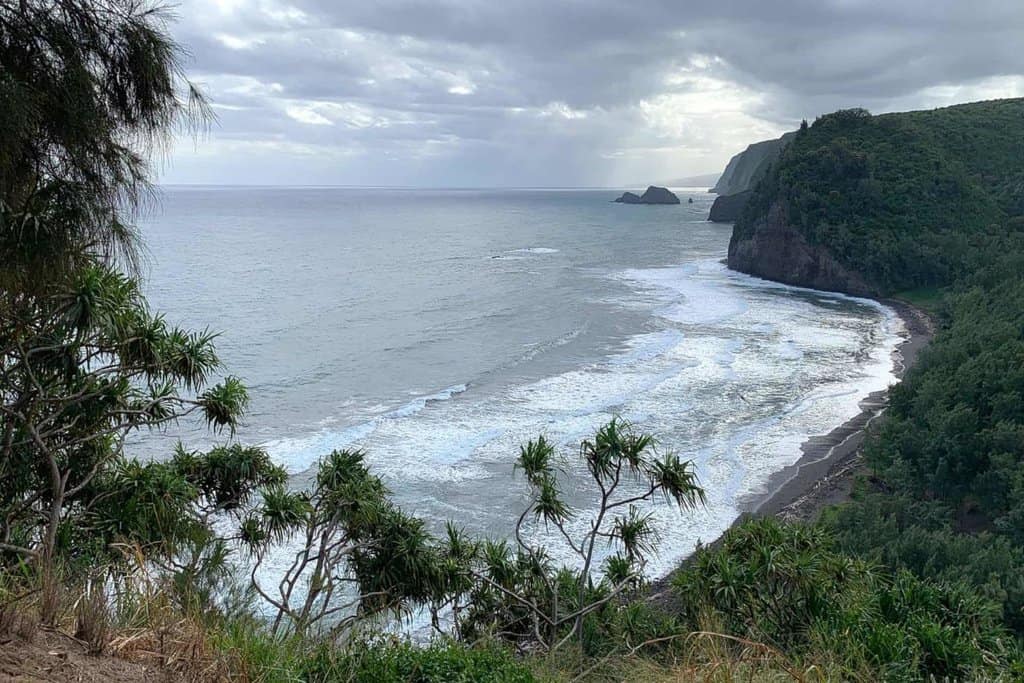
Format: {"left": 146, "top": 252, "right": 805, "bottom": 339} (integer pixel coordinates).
{"left": 285, "top": 105, "right": 332, "bottom": 126}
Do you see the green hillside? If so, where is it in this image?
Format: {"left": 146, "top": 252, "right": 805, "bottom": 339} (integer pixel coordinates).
{"left": 733, "top": 98, "right": 1024, "bottom": 295}
{"left": 4, "top": 2, "right": 1024, "bottom": 677}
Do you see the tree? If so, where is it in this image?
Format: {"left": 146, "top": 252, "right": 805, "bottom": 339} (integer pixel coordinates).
{"left": 243, "top": 449, "right": 445, "bottom": 638}
{"left": 454, "top": 419, "right": 705, "bottom": 653}
{"left": 0, "top": 265, "right": 259, "bottom": 606}
{"left": 0, "top": 0, "right": 207, "bottom": 290}
{"left": 0, "top": 1, "right": 261, "bottom": 623}
{"left": 88, "top": 443, "right": 288, "bottom": 610}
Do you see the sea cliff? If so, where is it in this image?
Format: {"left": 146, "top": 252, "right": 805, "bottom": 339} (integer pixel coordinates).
{"left": 710, "top": 131, "right": 794, "bottom": 196}
{"left": 707, "top": 190, "right": 750, "bottom": 223}
{"left": 725, "top": 99, "right": 1024, "bottom": 296}
{"left": 726, "top": 199, "right": 876, "bottom": 295}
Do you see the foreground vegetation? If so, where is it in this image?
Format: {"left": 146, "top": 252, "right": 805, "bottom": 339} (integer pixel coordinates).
{"left": 3, "top": 2, "right": 1024, "bottom": 681}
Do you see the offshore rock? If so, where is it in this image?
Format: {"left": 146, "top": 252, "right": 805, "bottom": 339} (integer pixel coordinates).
{"left": 639, "top": 186, "right": 680, "bottom": 204}
{"left": 613, "top": 186, "right": 680, "bottom": 204}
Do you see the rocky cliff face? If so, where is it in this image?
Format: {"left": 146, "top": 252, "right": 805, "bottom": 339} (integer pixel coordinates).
{"left": 708, "top": 190, "right": 751, "bottom": 223}
{"left": 727, "top": 200, "right": 877, "bottom": 297}
{"left": 711, "top": 132, "right": 795, "bottom": 196}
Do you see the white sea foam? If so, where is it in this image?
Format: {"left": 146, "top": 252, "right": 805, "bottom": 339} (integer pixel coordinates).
{"left": 510, "top": 247, "right": 560, "bottom": 254}
{"left": 264, "top": 383, "right": 468, "bottom": 474}
{"left": 259, "top": 252, "right": 906, "bottom": 600}
{"left": 618, "top": 264, "right": 749, "bottom": 325}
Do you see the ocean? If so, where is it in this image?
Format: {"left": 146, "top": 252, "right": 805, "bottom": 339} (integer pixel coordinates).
{"left": 137, "top": 186, "right": 903, "bottom": 579}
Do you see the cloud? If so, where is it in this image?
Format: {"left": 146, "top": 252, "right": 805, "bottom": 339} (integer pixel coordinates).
{"left": 162, "top": 0, "right": 1024, "bottom": 186}
{"left": 285, "top": 105, "right": 333, "bottom": 126}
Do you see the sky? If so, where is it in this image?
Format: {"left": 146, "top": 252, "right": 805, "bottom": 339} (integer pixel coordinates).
{"left": 162, "top": 0, "right": 1024, "bottom": 188}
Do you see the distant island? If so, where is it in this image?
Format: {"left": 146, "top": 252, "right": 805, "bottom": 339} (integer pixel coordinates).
{"left": 613, "top": 185, "right": 680, "bottom": 204}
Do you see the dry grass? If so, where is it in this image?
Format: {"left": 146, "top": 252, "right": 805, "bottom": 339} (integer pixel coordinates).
{"left": 524, "top": 613, "right": 858, "bottom": 683}
{"left": 0, "top": 560, "right": 237, "bottom": 682}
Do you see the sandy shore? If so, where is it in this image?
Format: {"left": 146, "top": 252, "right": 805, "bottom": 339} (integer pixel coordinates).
{"left": 646, "top": 298, "right": 934, "bottom": 602}
{"left": 748, "top": 299, "right": 934, "bottom": 523}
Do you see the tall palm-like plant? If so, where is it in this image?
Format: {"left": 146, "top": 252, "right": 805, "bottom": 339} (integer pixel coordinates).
{"left": 0, "top": 267, "right": 252, "bottom": 587}
{"left": 244, "top": 449, "right": 445, "bottom": 638}
{"left": 0, "top": 2, "right": 264, "bottom": 624}
{"left": 456, "top": 419, "right": 705, "bottom": 652}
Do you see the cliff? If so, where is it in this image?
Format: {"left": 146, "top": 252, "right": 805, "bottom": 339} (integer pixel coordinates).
{"left": 711, "top": 132, "right": 795, "bottom": 196}
{"left": 726, "top": 99, "right": 1024, "bottom": 296}
{"left": 708, "top": 190, "right": 751, "bottom": 223}
{"left": 727, "top": 199, "right": 876, "bottom": 296}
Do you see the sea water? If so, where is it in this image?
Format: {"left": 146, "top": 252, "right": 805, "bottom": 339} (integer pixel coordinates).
{"left": 137, "top": 186, "right": 904, "bottom": 581}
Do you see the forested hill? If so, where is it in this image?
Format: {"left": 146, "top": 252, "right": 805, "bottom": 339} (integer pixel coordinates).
{"left": 724, "top": 97, "right": 1024, "bottom": 672}
{"left": 728, "top": 98, "right": 1024, "bottom": 297}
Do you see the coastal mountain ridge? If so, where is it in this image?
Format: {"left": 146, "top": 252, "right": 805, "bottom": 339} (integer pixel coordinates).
{"left": 711, "top": 131, "right": 796, "bottom": 196}
{"left": 725, "top": 98, "right": 1024, "bottom": 297}
{"left": 715, "top": 96, "right": 1024, "bottom": 663}
{"left": 707, "top": 132, "right": 795, "bottom": 222}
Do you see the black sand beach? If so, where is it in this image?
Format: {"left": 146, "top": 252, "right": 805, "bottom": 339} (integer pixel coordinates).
{"left": 750, "top": 299, "right": 934, "bottom": 523}
{"left": 647, "top": 299, "right": 934, "bottom": 602}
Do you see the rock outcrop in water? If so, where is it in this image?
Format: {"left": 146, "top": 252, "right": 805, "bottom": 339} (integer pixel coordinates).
{"left": 640, "top": 186, "right": 680, "bottom": 204}
{"left": 708, "top": 190, "right": 751, "bottom": 223}
{"left": 614, "top": 191, "right": 643, "bottom": 204}
{"left": 614, "top": 186, "right": 680, "bottom": 205}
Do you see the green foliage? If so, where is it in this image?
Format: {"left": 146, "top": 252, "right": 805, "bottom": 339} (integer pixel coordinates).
{"left": 672, "top": 518, "right": 1016, "bottom": 680}
{"left": 818, "top": 258, "right": 1024, "bottom": 641}
{"left": 0, "top": 261, "right": 267, "bottom": 579}
{"left": 734, "top": 98, "right": 1024, "bottom": 294}
{"left": 208, "top": 616, "right": 537, "bottom": 683}
{"left": 246, "top": 449, "right": 446, "bottom": 637}
{"left": 0, "top": 0, "right": 207, "bottom": 289}
{"left": 869, "top": 271, "right": 1024, "bottom": 521}
{"left": 301, "top": 639, "right": 537, "bottom": 683}
{"left": 823, "top": 488, "right": 1024, "bottom": 638}
{"left": 892, "top": 286, "right": 946, "bottom": 315}
{"left": 452, "top": 420, "right": 704, "bottom": 654}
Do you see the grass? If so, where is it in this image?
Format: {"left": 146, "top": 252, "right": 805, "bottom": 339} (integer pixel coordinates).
{"left": 893, "top": 286, "right": 945, "bottom": 315}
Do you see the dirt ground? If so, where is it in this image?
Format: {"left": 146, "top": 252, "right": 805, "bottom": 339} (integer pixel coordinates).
{"left": 0, "top": 629, "right": 157, "bottom": 683}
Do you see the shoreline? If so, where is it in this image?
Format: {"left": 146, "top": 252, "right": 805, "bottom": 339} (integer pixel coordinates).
{"left": 743, "top": 298, "right": 934, "bottom": 523}
{"left": 647, "top": 297, "right": 934, "bottom": 601}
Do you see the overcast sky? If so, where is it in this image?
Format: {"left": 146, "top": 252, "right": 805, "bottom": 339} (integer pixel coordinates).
{"left": 162, "top": 0, "right": 1024, "bottom": 187}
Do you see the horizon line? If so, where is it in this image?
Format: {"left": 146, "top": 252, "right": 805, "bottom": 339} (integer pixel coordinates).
{"left": 156, "top": 182, "right": 718, "bottom": 191}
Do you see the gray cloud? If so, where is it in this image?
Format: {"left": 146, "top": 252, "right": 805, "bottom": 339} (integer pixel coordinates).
{"left": 163, "top": 0, "right": 1024, "bottom": 186}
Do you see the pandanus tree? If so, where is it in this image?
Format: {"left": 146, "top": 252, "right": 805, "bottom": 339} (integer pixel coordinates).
{"left": 243, "top": 449, "right": 446, "bottom": 638}
{"left": 0, "top": 267, "right": 252, "bottom": 566}
{"left": 0, "top": 0, "right": 284, "bottom": 621}
{"left": 455, "top": 419, "right": 705, "bottom": 652}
